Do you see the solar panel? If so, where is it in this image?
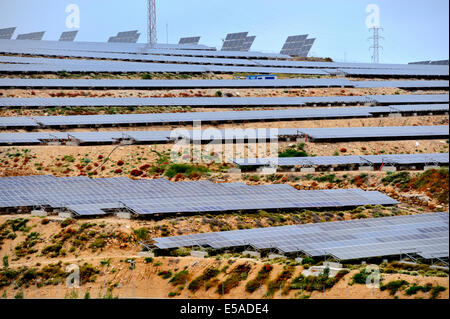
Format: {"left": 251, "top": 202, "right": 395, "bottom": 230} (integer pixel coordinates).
{"left": 0, "top": 27, "right": 16, "bottom": 40}
{"left": 108, "top": 30, "right": 140, "bottom": 43}
{"left": 0, "top": 39, "right": 284, "bottom": 58}
{"left": 241, "top": 36, "right": 256, "bottom": 52}
{"left": 233, "top": 153, "right": 449, "bottom": 168}
{"left": 0, "top": 126, "right": 447, "bottom": 146}
{"left": 179, "top": 37, "right": 201, "bottom": 45}
{"left": 221, "top": 32, "right": 249, "bottom": 51}
{"left": 59, "top": 31, "right": 78, "bottom": 42}
{"left": 16, "top": 31, "right": 45, "bottom": 40}
{"left": 0, "top": 176, "right": 398, "bottom": 217}
{"left": 0, "top": 78, "right": 356, "bottom": 89}
{"left": 280, "top": 34, "right": 311, "bottom": 56}
{"left": 152, "top": 212, "right": 449, "bottom": 261}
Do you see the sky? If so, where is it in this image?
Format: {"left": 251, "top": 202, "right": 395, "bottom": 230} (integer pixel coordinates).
{"left": 0, "top": 0, "right": 448, "bottom": 63}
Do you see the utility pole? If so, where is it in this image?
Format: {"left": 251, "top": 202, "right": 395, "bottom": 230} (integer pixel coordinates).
{"left": 147, "top": 0, "right": 157, "bottom": 46}
{"left": 368, "top": 26, "right": 383, "bottom": 63}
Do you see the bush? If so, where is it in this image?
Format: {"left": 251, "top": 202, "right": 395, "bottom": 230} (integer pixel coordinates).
{"left": 245, "top": 264, "right": 273, "bottom": 293}
{"left": 42, "top": 243, "right": 63, "bottom": 256}
{"left": 217, "top": 263, "right": 251, "bottom": 295}
{"left": 79, "top": 263, "right": 100, "bottom": 284}
{"left": 133, "top": 228, "right": 149, "bottom": 241}
{"left": 430, "top": 285, "right": 446, "bottom": 299}
{"left": 170, "top": 270, "right": 189, "bottom": 286}
{"left": 164, "top": 164, "right": 209, "bottom": 179}
{"left": 158, "top": 270, "right": 173, "bottom": 279}
{"left": 61, "top": 218, "right": 75, "bottom": 228}
{"left": 215, "top": 91, "right": 223, "bottom": 97}
{"left": 267, "top": 266, "right": 294, "bottom": 296}
{"left": 405, "top": 284, "right": 432, "bottom": 295}
{"left": 301, "top": 257, "right": 315, "bottom": 265}
{"left": 189, "top": 267, "right": 220, "bottom": 292}
{"left": 351, "top": 271, "right": 369, "bottom": 284}
{"left": 380, "top": 280, "right": 409, "bottom": 295}
{"left": 279, "top": 148, "right": 308, "bottom": 158}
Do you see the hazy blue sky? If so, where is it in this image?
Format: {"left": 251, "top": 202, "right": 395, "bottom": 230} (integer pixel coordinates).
{"left": 0, "top": 0, "right": 448, "bottom": 63}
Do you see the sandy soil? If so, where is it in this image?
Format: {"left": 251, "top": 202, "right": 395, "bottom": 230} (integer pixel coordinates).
{"left": 1, "top": 87, "right": 446, "bottom": 100}
{"left": 0, "top": 215, "right": 448, "bottom": 300}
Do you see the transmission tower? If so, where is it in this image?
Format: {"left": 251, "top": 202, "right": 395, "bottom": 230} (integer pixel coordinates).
{"left": 147, "top": 0, "right": 157, "bottom": 46}
{"left": 368, "top": 27, "right": 383, "bottom": 63}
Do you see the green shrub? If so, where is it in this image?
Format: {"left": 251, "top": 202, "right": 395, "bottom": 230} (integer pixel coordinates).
{"left": 245, "top": 264, "right": 273, "bottom": 293}
{"left": 430, "top": 285, "right": 446, "bottom": 299}
{"left": 380, "top": 280, "right": 409, "bottom": 295}
{"left": 189, "top": 267, "right": 220, "bottom": 292}
{"left": 133, "top": 228, "right": 149, "bottom": 241}
{"left": 217, "top": 263, "right": 251, "bottom": 295}
{"left": 158, "top": 270, "right": 173, "bottom": 279}
{"left": 405, "top": 284, "right": 432, "bottom": 295}
{"left": 267, "top": 266, "right": 294, "bottom": 296}
{"left": 170, "top": 270, "right": 189, "bottom": 286}
{"left": 164, "top": 164, "right": 209, "bottom": 179}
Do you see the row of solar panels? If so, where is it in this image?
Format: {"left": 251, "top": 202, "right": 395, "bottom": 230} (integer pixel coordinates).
{"left": 0, "top": 175, "right": 398, "bottom": 216}
{"left": 0, "top": 125, "right": 447, "bottom": 145}
{"left": 0, "top": 78, "right": 448, "bottom": 90}
{"left": 152, "top": 212, "right": 449, "bottom": 261}
{"left": 0, "top": 94, "right": 448, "bottom": 108}
{"left": 0, "top": 53, "right": 448, "bottom": 76}
{"left": 1, "top": 105, "right": 448, "bottom": 129}
{"left": 1, "top": 42, "right": 449, "bottom": 71}
{"left": 0, "top": 39, "right": 282, "bottom": 59}
{"left": 233, "top": 153, "right": 449, "bottom": 168}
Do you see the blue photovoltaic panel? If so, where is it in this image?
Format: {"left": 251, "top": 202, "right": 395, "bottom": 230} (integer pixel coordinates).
{"left": 152, "top": 212, "right": 449, "bottom": 260}
{"left": 233, "top": 153, "right": 449, "bottom": 167}
{"left": 0, "top": 39, "right": 285, "bottom": 58}
{"left": 59, "top": 31, "right": 78, "bottom": 42}
{"left": 0, "top": 95, "right": 446, "bottom": 109}
{"left": 1, "top": 105, "right": 448, "bottom": 128}
{"left": 0, "top": 175, "right": 398, "bottom": 217}
{"left": 300, "top": 125, "right": 449, "bottom": 141}
{"left": 0, "top": 126, "right": 447, "bottom": 145}
{"left": 0, "top": 27, "right": 16, "bottom": 40}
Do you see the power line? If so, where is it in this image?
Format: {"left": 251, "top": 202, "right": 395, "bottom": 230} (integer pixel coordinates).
{"left": 368, "top": 27, "right": 384, "bottom": 63}
{"left": 147, "top": 0, "right": 157, "bottom": 46}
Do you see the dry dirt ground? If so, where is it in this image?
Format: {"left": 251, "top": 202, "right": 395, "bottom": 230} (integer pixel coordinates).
{"left": 0, "top": 216, "right": 448, "bottom": 300}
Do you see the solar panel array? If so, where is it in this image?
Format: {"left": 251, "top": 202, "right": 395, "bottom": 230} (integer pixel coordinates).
{"left": 221, "top": 32, "right": 249, "bottom": 51}
{"left": 241, "top": 36, "right": 256, "bottom": 52}
{"left": 16, "top": 31, "right": 45, "bottom": 40}
{"left": 152, "top": 212, "right": 449, "bottom": 261}
{"left": 299, "top": 125, "right": 449, "bottom": 142}
{"left": 59, "top": 31, "right": 78, "bottom": 42}
{"left": 0, "top": 27, "right": 16, "bottom": 40}
{"left": 179, "top": 37, "right": 201, "bottom": 45}
{"left": 233, "top": 153, "right": 450, "bottom": 168}
{"left": 410, "top": 60, "right": 449, "bottom": 66}
{"left": 1, "top": 94, "right": 447, "bottom": 109}
{"left": 108, "top": 30, "right": 140, "bottom": 43}
{"left": 280, "top": 35, "right": 315, "bottom": 57}
{"left": 0, "top": 125, "right": 447, "bottom": 146}
{"left": 0, "top": 78, "right": 448, "bottom": 90}
{"left": 1, "top": 105, "right": 448, "bottom": 129}
{"left": 0, "top": 175, "right": 398, "bottom": 216}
